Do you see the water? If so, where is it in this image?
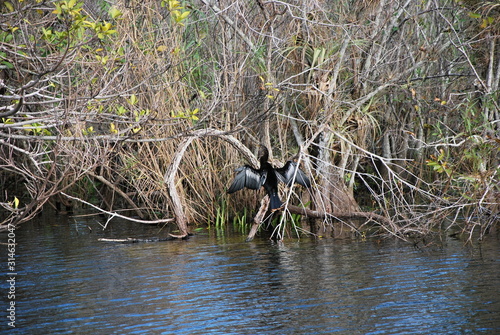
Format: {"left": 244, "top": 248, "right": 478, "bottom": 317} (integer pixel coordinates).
{"left": 1, "top": 213, "right": 499, "bottom": 334}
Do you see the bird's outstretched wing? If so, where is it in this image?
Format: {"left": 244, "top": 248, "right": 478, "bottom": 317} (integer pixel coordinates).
{"left": 227, "top": 166, "right": 266, "bottom": 193}
{"left": 276, "top": 161, "right": 311, "bottom": 188}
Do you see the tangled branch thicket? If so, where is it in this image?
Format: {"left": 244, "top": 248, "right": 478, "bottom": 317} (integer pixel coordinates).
{"left": 0, "top": 0, "right": 498, "bottom": 240}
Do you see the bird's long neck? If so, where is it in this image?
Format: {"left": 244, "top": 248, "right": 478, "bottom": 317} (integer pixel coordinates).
{"left": 259, "top": 146, "right": 270, "bottom": 166}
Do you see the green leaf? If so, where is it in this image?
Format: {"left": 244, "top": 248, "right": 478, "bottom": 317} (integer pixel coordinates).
{"left": 108, "top": 7, "right": 122, "bottom": 19}
{"left": 468, "top": 12, "right": 481, "bottom": 19}
{"left": 179, "top": 11, "right": 190, "bottom": 20}
{"left": 13, "top": 196, "right": 19, "bottom": 209}
{"left": 1, "top": 61, "right": 14, "bottom": 69}
{"left": 127, "top": 94, "right": 138, "bottom": 105}
{"left": 190, "top": 108, "right": 199, "bottom": 120}
{"left": 116, "top": 106, "right": 127, "bottom": 115}
{"left": 4, "top": 1, "right": 14, "bottom": 12}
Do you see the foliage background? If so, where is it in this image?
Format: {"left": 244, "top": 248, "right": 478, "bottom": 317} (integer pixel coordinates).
{"left": 0, "top": 0, "right": 498, "bottom": 240}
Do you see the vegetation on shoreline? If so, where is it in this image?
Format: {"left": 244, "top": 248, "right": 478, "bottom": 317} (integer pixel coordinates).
{"left": 0, "top": 0, "right": 498, "bottom": 241}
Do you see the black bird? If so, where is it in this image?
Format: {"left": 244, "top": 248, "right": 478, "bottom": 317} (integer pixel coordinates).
{"left": 227, "top": 145, "right": 311, "bottom": 210}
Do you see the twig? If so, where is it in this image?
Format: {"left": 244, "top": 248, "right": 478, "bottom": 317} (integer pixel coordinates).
{"left": 199, "top": 0, "right": 256, "bottom": 52}
{"left": 89, "top": 172, "right": 145, "bottom": 219}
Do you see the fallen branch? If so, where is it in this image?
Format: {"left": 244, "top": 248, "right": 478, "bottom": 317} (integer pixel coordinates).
{"left": 163, "top": 136, "right": 194, "bottom": 237}
{"left": 163, "top": 128, "right": 259, "bottom": 236}
{"left": 246, "top": 201, "right": 393, "bottom": 241}
{"left": 286, "top": 204, "right": 392, "bottom": 226}
{"left": 61, "top": 192, "right": 175, "bottom": 226}
{"left": 246, "top": 196, "right": 270, "bottom": 241}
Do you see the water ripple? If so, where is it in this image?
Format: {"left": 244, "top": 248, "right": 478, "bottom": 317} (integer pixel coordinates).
{"left": 1, "top": 218, "right": 499, "bottom": 334}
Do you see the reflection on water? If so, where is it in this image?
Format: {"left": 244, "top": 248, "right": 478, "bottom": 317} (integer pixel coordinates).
{"left": 1, "top": 214, "right": 499, "bottom": 334}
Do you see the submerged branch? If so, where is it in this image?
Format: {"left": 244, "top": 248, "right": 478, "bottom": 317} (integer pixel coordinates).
{"left": 98, "top": 237, "right": 178, "bottom": 243}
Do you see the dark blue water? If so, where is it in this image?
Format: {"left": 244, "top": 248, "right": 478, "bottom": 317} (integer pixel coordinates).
{"left": 1, "top": 214, "right": 499, "bottom": 334}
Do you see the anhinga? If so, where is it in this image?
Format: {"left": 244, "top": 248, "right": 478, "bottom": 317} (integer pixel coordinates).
{"left": 227, "top": 145, "right": 311, "bottom": 210}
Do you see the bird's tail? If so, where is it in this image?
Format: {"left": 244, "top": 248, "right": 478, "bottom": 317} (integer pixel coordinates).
{"left": 269, "top": 193, "right": 283, "bottom": 211}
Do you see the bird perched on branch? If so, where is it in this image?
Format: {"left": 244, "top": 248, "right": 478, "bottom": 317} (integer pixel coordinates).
{"left": 227, "top": 145, "right": 311, "bottom": 211}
